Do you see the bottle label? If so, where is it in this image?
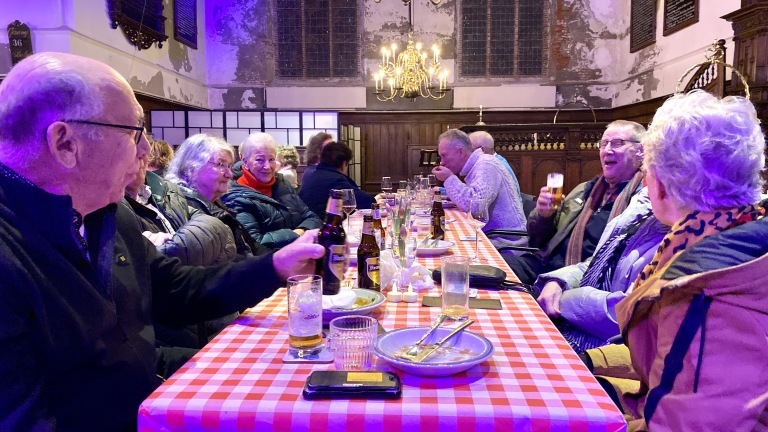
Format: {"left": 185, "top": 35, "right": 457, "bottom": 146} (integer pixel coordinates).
{"left": 328, "top": 244, "right": 347, "bottom": 280}
{"left": 366, "top": 257, "right": 380, "bottom": 285}
{"left": 373, "top": 209, "right": 381, "bottom": 220}
{"left": 326, "top": 197, "right": 343, "bottom": 217}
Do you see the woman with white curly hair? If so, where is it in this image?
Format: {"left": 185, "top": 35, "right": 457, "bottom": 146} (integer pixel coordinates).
{"left": 166, "top": 133, "right": 268, "bottom": 256}
{"left": 583, "top": 90, "right": 768, "bottom": 431}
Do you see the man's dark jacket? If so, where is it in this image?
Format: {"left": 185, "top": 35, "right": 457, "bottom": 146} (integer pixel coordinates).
{"left": 221, "top": 173, "right": 322, "bottom": 250}
{"left": 0, "top": 169, "right": 282, "bottom": 431}
{"left": 299, "top": 163, "right": 376, "bottom": 220}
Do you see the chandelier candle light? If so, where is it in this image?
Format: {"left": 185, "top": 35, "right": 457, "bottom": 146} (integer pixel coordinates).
{"left": 372, "top": 0, "right": 450, "bottom": 102}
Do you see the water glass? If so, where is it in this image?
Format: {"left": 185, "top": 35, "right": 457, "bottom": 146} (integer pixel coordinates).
{"left": 415, "top": 214, "right": 432, "bottom": 243}
{"left": 287, "top": 275, "right": 323, "bottom": 356}
{"left": 326, "top": 315, "right": 378, "bottom": 371}
{"left": 440, "top": 256, "right": 470, "bottom": 321}
{"left": 381, "top": 176, "right": 392, "bottom": 193}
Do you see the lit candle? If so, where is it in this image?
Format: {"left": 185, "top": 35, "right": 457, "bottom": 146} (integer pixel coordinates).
{"left": 421, "top": 52, "right": 427, "bottom": 65}
{"left": 480, "top": 104, "right": 483, "bottom": 112}
{"left": 432, "top": 45, "right": 438, "bottom": 63}
{"left": 416, "top": 42, "right": 422, "bottom": 53}
{"left": 391, "top": 43, "right": 397, "bottom": 61}
{"left": 389, "top": 78, "right": 394, "bottom": 94}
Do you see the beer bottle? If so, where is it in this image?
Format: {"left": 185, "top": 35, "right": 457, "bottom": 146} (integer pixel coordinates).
{"left": 371, "top": 202, "right": 386, "bottom": 250}
{"left": 316, "top": 189, "right": 347, "bottom": 295}
{"left": 357, "top": 214, "right": 381, "bottom": 291}
{"left": 430, "top": 190, "right": 445, "bottom": 240}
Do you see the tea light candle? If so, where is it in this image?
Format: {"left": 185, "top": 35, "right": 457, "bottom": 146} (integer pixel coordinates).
{"left": 387, "top": 290, "right": 402, "bottom": 303}
{"left": 402, "top": 286, "right": 418, "bottom": 303}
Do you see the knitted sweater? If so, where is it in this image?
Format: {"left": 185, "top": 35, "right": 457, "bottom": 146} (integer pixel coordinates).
{"left": 443, "top": 149, "right": 527, "bottom": 250}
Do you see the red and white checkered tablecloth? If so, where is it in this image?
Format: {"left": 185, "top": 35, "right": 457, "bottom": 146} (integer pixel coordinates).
{"left": 138, "top": 209, "right": 627, "bottom": 432}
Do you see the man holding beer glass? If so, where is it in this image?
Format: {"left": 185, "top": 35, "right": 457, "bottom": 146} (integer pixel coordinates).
{"left": 503, "top": 120, "right": 646, "bottom": 286}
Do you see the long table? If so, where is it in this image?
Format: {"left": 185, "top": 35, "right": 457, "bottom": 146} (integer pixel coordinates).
{"left": 138, "top": 209, "right": 627, "bottom": 431}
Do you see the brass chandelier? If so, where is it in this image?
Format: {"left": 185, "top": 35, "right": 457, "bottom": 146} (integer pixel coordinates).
{"left": 372, "top": 0, "right": 450, "bottom": 102}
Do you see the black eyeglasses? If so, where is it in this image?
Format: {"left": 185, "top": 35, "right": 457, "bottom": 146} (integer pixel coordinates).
{"left": 66, "top": 119, "right": 145, "bottom": 144}
{"left": 597, "top": 138, "right": 639, "bottom": 150}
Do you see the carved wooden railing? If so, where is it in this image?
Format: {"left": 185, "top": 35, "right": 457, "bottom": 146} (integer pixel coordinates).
{"left": 460, "top": 122, "right": 609, "bottom": 195}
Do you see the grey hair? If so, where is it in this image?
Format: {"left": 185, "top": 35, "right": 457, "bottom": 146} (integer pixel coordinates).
{"left": 605, "top": 120, "right": 646, "bottom": 142}
{"left": 166, "top": 133, "right": 235, "bottom": 189}
{"left": 643, "top": 90, "right": 765, "bottom": 211}
{"left": 469, "top": 131, "right": 494, "bottom": 154}
{"left": 438, "top": 129, "right": 472, "bottom": 152}
{"left": 240, "top": 132, "right": 277, "bottom": 161}
{"left": 0, "top": 56, "right": 104, "bottom": 168}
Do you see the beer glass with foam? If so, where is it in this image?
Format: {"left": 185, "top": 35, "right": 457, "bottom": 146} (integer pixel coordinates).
{"left": 546, "top": 173, "right": 564, "bottom": 209}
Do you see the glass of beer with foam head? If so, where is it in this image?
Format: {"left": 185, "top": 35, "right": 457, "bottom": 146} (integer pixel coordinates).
{"left": 547, "top": 172, "right": 564, "bottom": 209}
{"left": 287, "top": 274, "right": 324, "bottom": 357}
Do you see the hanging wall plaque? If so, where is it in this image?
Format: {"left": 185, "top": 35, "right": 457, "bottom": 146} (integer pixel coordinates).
{"left": 107, "top": 0, "right": 168, "bottom": 50}
{"left": 663, "top": 0, "right": 698, "bottom": 36}
{"left": 7, "top": 20, "right": 33, "bottom": 65}
{"left": 174, "top": 0, "right": 197, "bottom": 49}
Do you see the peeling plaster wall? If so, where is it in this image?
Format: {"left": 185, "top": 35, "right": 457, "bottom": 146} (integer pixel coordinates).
{"left": 205, "top": 0, "right": 273, "bottom": 109}
{"left": 554, "top": 0, "right": 740, "bottom": 108}
{"left": 0, "top": 0, "right": 209, "bottom": 108}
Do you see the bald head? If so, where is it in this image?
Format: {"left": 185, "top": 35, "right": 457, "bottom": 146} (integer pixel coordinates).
{"left": 0, "top": 52, "right": 149, "bottom": 215}
{"left": 469, "top": 131, "right": 495, "bottom": 155}
{"left": 0, "top": 52, "right": 135, "bottom": 167}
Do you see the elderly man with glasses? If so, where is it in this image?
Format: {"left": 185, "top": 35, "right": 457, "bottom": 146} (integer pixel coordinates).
{"left": 0, "top": 52, "right": 323, "bottom": 430}
{"left": 503, "top": 120, "right": 647, "bottom": 287}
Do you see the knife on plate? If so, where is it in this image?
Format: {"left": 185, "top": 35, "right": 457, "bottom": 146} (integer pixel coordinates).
{"left": 413, "top": 319, "right": 474, "bottom": 363}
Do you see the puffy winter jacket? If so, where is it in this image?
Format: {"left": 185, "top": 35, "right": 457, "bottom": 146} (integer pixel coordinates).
{"left": 221, "top": 174, "right": 322, "bottom": 250}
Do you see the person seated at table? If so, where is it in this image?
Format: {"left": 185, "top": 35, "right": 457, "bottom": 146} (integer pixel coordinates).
{"left": 299, "top": 141, "right": 376, "bottom": 220}
{"left": 277, "top": 145, "right": 300, "bottom": 189}
{"left": 582, "top": 90, "right": 767, "bottom": 431}
{"left": 432, "top": 128, "right": 527, "bottom": 251}
{"left": 0, "top": 52, "right": 325, "bottom": 431}
{"left": 503, "top": 120, "right": 646, "bottom": 285}
{"left": 534, "top": 187, "right": 668, "bottom": 353}
{"left": 222, "top": 132, "right": 322, "bottom": 250}
{"left": 147, "top": 138, "right": 174, "bottom": 177}
{"left": 470, "top": 131, "right": 522, "bottom": 201}
{"left": 301, "top": 132, "right": 333, "bottom": 185}
{"left": 165, "top": 133, "right": 270, "bottom": 258}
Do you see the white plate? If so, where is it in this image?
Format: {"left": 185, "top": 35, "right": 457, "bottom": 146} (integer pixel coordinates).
{"left": 442, "top": 200, "right": 457, "bottom": 209}
{"left": 322, "top": 288, "right": 385, "bottom": 322}
{"left": 375, "top": 327, "right": 494, "bottom": 377}
{"left": 416, "top": 240, "right": 455, "bottom": 256}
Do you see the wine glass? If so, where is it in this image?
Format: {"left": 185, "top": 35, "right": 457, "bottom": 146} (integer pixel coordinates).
{"left": 381, "top": 176, "right": 392, "bottom": 194}
{"left": 468, "top": 198, "right": 489, "bottom": 262}
{"left": 341, "top": 189, "right": 356, "bottom": 233}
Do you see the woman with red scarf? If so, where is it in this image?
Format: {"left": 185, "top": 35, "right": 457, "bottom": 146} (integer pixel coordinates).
{"left": 222, "top": 133, "right": 321, "bottom": 250}
{"left": 583, "top": 90, "right": 767, "bottom": 431}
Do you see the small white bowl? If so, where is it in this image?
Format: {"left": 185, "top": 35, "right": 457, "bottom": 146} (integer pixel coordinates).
{"left": 375, "top": 326, "right": 494, "bottom": 377}
{"left": 416, "top": 240, "right": 455, "bottom": 256}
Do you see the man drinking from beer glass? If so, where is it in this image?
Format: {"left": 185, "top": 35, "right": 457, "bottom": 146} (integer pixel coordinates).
{"left": 503, "top": 120, "right": 646, "bottom": 286}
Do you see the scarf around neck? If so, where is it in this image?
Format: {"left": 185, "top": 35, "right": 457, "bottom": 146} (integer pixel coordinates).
{"left": 565, "top": 171, "right": 644, "bottom": 266}
{"left": 617, "top": 204, "right": 765, "bottom": 330}
{"left": 238, "top": 167, "right": 276, "bottom": 197}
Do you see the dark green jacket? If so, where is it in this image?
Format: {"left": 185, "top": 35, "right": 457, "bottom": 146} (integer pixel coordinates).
{"left": 222, "top": 173, "right": 322, "bottom": 250}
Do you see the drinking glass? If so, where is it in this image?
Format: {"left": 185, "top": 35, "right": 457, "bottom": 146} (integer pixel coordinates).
{"left": 415, "top": 214, "right": 432, "bottom": 244}
{"left": 287, "top": 275, "right": 323, "bottom": 357}
{"left": 468, "top": 198, "right": 489, "bottom": 262}
{"left": 326, "top": 315, "right": 378, "bottom": 371}
{"left": 547, "top": 172, "right": 564, "bottom": 209}
{"left": 427, "top": 174, "right": 437, "bottom": 188}
{"left": 381, "top": 176, "right": 392, "bottom": 194}
{"left": 441, "top": 256, "right": 470, "bottom": 321}
{"left": 341, "top": 189, "right": 356, "bottom": 233}
{"left": 399, "top": 180, "right": 408, "bottom": 190}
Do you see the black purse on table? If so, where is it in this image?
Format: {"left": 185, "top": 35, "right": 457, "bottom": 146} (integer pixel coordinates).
{"left": 431, "top": 264, "right": 534, "bottom": 295}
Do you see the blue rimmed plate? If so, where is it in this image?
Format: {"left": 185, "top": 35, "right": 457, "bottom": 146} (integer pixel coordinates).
{"left": 374, "top": 326, "right": 494, "bottom": 377}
